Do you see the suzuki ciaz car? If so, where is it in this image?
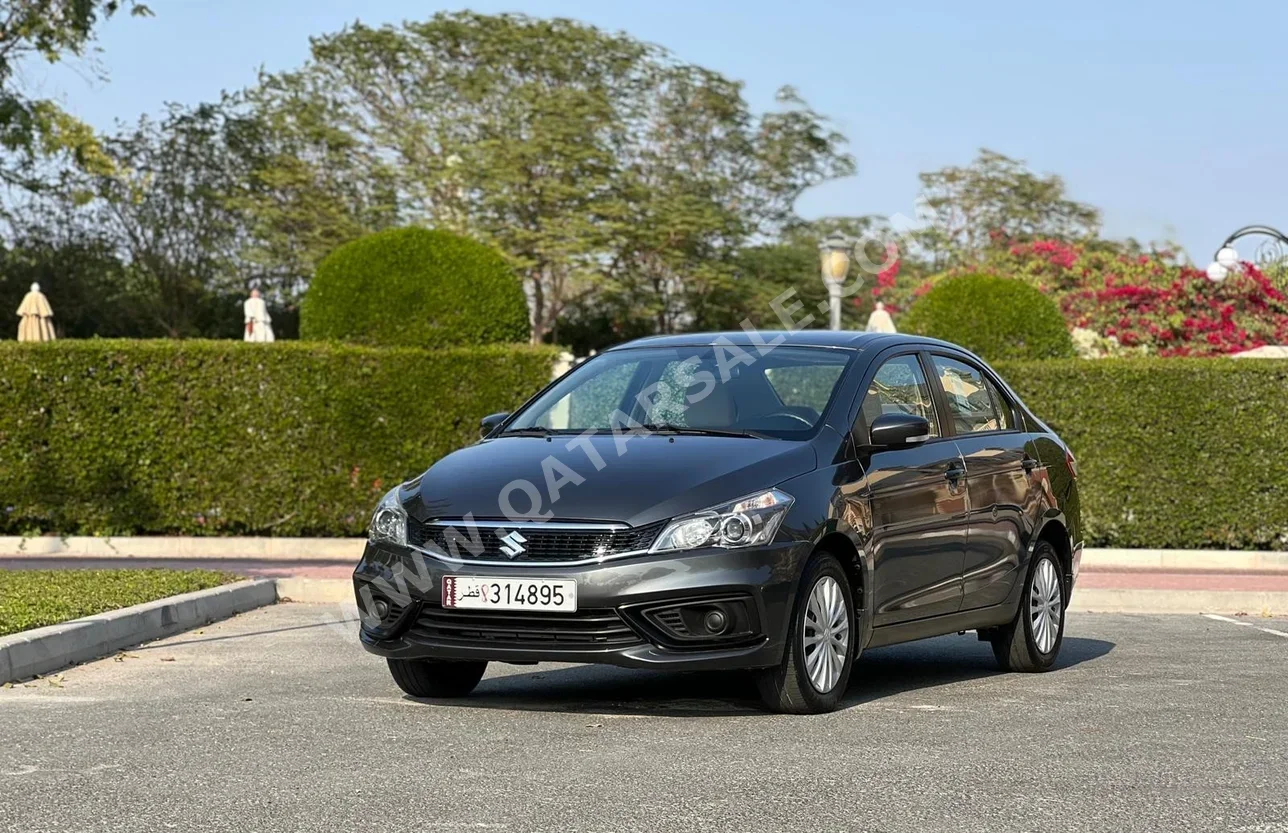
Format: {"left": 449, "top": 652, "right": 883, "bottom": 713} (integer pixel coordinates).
{"left": 354, "top": 331, "right": 1081, "bottom": 714}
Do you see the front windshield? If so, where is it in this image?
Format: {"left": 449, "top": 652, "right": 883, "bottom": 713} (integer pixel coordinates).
{"left": 505, "top": 346, "right": 852, "bottom": 440}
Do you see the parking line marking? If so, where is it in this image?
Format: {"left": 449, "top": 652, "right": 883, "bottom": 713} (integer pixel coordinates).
{"left": 1202, "top": 613, "right": 1288, "bottom": 639}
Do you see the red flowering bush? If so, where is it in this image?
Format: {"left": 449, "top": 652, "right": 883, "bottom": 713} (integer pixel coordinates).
{"left": 956, "top": 240, "right": 1288, "bottom": 357}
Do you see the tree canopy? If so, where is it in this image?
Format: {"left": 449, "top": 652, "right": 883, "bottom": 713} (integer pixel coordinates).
{"left": 915, "top": 149, "right": 1102, "bottom": 268}
{"left": 0, "top": 1, "right": 152, "bottom": 195}
{"left": 3, "top": 8, "right": 1218, "bottom": 354}
{"left": 246, "top": 12, "right": 854, "bottom": 342}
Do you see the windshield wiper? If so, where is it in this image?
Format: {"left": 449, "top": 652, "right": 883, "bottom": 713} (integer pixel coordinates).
{"left": 498, "top": 426, "right": 594, "bottom": 437}
{"left": 637, "top": 422, "right": 769, "bottom": 440}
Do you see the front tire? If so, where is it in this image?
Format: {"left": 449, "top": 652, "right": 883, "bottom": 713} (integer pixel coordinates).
{"left": 990, "top": 541, "right": 1065, "bottom": 672}
{"left": 387, "top": 658, "right": 488, "bottom": 698}
{"left": 756, "top": 552, "right": 856, "bottom": 714}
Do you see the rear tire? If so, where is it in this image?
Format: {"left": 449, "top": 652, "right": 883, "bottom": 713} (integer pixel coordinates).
{"left": 991, "top": 540, "right": 1065, "bottom": 672}
{"left": 756, "top": 552, "right": 857, "bottom": 714}
{"left": 387, "top": 658, "right": 488, "bottom": 698}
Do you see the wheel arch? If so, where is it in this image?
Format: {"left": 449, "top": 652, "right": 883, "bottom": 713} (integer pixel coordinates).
{"left": 1032, "top": 515, "right": 1073, "bottom": 602}
{"left": 812, "top": 531, "right": 870, "bottom": 649}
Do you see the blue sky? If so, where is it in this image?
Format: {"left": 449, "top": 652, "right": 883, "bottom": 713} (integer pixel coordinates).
{"left": 23, "top": 0, "right": 1288, "bottom": 261}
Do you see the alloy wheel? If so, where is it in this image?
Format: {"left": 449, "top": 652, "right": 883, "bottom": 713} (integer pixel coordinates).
{"left": 802, "top": 575, "right": 850, "bottom": 693}
{"left": 1030, "top": 558, "right": 1063, "bottom": 654}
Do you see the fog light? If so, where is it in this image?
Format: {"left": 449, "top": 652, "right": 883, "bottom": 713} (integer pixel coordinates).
{"left": 702, "top": 608, "right": 728, "bottom": 634}
{"left": 373, "top": 598, "right": 390, "bottom": 620}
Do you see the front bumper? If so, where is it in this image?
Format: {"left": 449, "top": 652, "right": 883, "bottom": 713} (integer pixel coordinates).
{"left": 353, "top": 540, "right": 806, "bottom": 671}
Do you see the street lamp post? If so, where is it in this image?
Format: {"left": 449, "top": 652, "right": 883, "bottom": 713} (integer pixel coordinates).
{"left": 1206, "top": 225, "right": 1288, "bottom": 282}
{"left": 818, "top": 233, "right": 851, "bottom": 331}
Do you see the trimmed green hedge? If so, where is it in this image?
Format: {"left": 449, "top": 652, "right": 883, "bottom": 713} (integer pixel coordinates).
{"left": 4, "top": 343, "right": 1285, "bottom": 550}
{"left": 0, "top": 340, "right": 557, "bottom": 536}
{"left": 905, "top": 273, "right": 1074, "bottom": 361}
{"left": 996, "top": 358, "right": 1288, "bottom": 550}
{"left": 301, "top": 227, "right": 530, "bottom": 348}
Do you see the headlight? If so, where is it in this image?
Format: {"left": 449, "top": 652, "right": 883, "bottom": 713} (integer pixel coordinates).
{"left": 650, "top": 489, "right": 794, "bottom": 553}
{"left": 369, "top": 487, "right": 408, "bottom": 547}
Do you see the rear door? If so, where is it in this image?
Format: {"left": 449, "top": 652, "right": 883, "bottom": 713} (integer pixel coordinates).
{"left": 926, "top": 353, "right": 1034, "bottom": 613}
{"left": 859, "top": 352, "right": 968, "bottom": 626}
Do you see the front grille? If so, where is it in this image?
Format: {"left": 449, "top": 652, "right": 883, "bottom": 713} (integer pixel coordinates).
{"left": 408, "top": 605, "right": 644, "bottom": 649}
{"left": 407, "top": 520, "right": 668, "bottom": 562}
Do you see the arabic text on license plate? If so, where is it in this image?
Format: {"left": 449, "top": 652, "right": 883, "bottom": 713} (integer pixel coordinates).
{"left": 442, "top": 576, "right": 578, "bottom": 612}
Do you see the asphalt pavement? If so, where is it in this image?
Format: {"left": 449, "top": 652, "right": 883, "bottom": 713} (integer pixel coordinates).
{"left": 2, "top": 604, "right": 1286, "bottom": 833}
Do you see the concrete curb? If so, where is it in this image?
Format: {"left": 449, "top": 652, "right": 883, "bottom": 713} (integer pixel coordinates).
{"left": 5, "top": 538, "right": 1288, "bottom": 571}
{"left": 0, "top": 536, "right": 364, "bottom": 561}
{"left": 1070, "top": 588, "right": 1288, "bottom": 616}
{"left": 0, "top": 579, "right": 278, "bottom": 684}
{"left": 1082, "top": 549, "right": 1288, "bottom": 573}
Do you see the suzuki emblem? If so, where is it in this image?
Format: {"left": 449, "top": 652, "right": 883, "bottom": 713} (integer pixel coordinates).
{"left": 497, "top": 530, "right": 528, "bottom": 558}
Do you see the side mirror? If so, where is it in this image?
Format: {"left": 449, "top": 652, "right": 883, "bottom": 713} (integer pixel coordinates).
{"left": 868, "top": 412, "right": 932, "bottom": 449}
{"left": 480, "top": 412, "right": 510, "bottom": 438}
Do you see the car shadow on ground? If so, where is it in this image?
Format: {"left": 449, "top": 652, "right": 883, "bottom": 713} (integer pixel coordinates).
{"left": 401, "top": 635, "right": 1115, "bottom": 717}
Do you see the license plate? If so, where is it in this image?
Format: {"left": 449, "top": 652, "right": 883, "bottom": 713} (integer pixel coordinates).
{"left": 442, "top": 576, "right": 577, "bottom": 612}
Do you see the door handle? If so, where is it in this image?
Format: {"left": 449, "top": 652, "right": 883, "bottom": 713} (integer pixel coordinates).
{"left": 945, "top": 462, "right": 965, "bottom": 481}
{"left": 1022, "top": 457, "right": 1039, "bottom": 473}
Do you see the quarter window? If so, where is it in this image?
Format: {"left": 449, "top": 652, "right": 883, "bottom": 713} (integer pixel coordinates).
{"left": 931, "top": 356, "right": 1010, "bottom": 434}
{"left": 860, "top": 355, "right": 940, "bottom": 439}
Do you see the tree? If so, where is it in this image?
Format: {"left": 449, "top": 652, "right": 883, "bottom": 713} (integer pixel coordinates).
{"left": 226, "top": 80, "right": 399, "bottom": 301}
{"left": 68, "top": 104, "right": 250, "bottom": 337}
{"left": 915, "top": 149, "right": 1101, "bottom": 268}
{"left": 247, "top": 12, "right": 854, "bottom": 343}
{"left": 688, "top": 214, "right": 933, "bottom": 335}
{"left": 0, "top": 1, "right": 151, "bottom": 198}
{"left": 6, "top": 98, "right": 315, "bottom": 338}
{"left": 602, "top": 79, "right": 853, "bottom": 337}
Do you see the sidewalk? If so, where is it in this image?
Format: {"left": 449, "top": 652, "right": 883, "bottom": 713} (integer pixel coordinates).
{"left": 5, "top": 540, "right": 1288, "bottom": 613}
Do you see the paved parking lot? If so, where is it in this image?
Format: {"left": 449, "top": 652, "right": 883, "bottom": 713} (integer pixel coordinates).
{"left": 2, "top": 605, "right": 1286, "bottom": 833}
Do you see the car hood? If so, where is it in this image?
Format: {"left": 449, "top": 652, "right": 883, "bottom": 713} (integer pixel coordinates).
{"left": 405, "top": 434, "right": 818, "bottom": 527}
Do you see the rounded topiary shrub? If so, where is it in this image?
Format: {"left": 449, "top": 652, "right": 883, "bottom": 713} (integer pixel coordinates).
{"left": 902, "top": 273, "right": 1074, "bottom": 361}
{"left": 301, "top": 227, "right": 530, "bottom": 348}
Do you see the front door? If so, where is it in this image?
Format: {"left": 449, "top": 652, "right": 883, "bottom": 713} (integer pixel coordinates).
{"left": 860, "top": 353, "right": 968, "bottom": 626}
{"left": 928, "top": 354, "right": 1033, "bottom": 612}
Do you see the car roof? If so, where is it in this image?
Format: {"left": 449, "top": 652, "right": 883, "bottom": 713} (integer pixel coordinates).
{"left": 607, "top": 331, "right": 963, "bottom": 353}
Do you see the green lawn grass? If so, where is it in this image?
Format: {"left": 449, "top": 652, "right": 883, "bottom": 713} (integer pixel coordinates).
{"left": 0, "top": 569, "right": 238, "bottom": 637}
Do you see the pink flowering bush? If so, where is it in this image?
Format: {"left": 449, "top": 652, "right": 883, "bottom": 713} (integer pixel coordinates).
{"left": 944, "top": 240, "right": 1288, "bottom": 357}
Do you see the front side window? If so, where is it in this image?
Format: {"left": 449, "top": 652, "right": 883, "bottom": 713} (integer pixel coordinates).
{"left": 546, "top": 360, "right": 642, "bottom": 430}
{"left": 931, "top": 355, "right": 1010, "bottom": 434}
{"left": 764, "top": 365, "right": 847, "bottom": 416}
{"left": 860, "top": 355, "right": 940, "bottom": 439}
{"left": 506, "top": 346, "right": 853, "bottom": 440}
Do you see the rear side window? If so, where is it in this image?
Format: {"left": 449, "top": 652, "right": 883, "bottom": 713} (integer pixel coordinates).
{"left": 860, "top": 355, "right": 940, "bottom": 439}
{"left": 930, "top": 355, "right": 1011, "bottom": 434}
